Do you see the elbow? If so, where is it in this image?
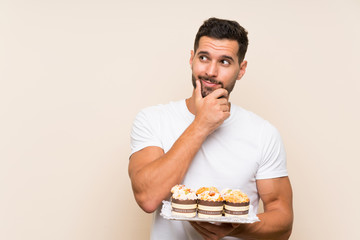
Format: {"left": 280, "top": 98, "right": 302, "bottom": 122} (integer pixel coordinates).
{"left": 138, "top": 201, "right": 158, "bottom": 214}
{"left": 281, "top": 228, "right": 293, "bottom": 240}
{"left": 134, "top": 192, "right": 161, "bottom": 213}
{"left": 129, "top": 173, "right": 168, "bottom": 213}
{"left": 281, "top": 214, "right": 293, "bottom": 239}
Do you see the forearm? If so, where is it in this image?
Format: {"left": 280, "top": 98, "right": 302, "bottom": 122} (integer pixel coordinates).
{"left": 129, "top": 120, "right": 209, "bottom": 213}
{"left": 231, "top": 210, "right": 293, "bottom": 239}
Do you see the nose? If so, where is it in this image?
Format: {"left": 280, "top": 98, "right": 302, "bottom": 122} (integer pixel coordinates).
{"left": 206, "top": 61, "right": 218, "bottom": 77}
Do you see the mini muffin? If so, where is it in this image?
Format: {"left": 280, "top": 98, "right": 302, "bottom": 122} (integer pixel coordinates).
{"left": 171, "top": 185, "right": 197, "bottom": 217}
{"left": 222, "top": 189, "right": 250, "bottom": 218}
{"left": 196, "top": 186, "right": 219, "bottom": 195}
{"left": 197, "top": 187, "right": 224, "bottom": 218}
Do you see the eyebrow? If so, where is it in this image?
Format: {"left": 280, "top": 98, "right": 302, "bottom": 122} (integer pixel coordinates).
{"left": 221, "top": 55, "right": 235, "bottom": 62}
{"left": 197, "top": 51, "right": 235, "bottom": 62}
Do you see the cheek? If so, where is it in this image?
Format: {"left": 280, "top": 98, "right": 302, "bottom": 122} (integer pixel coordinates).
{"left": 219, "top": 70, "right": 239, "bottom": 85}
{"left": 192, "top": 62, "right": 206, "bottom": 73}
{"left": 219, "top": 70, "right": 232, "bottom": 80}
{"left": 225, "top": 68, "right": 240, "bottom": 79}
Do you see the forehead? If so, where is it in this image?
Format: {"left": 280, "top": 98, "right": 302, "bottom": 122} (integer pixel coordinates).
{"left": 196, "top": 36, "right": 239, "bottom": 62}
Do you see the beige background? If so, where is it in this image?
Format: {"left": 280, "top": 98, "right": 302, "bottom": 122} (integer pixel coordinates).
{"left": 1, "top": 0, "right": 359, "bottom": 239}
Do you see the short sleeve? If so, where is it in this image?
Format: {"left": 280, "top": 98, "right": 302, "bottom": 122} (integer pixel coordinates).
{"left": 130, "top": 108, "right": 163, "bottom": 156}
{"left": 256, "top": 121, "right": 288, "bottom": 179}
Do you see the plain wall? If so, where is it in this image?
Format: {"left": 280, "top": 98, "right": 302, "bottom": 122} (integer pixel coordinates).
{"left": 1, "top": 0, "right": 359, "bottom": 239}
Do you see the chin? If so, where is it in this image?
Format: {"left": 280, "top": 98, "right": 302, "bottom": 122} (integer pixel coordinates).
{"left": 201, "top": 88, "right": 214, "bottom": 98}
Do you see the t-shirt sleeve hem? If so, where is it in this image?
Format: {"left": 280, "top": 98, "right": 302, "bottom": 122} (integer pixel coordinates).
{"left": 255, "top": 170, "right": 288, "bottom": 180}
{"left": 130, "top": 142, "right": 163, "bottom": 156}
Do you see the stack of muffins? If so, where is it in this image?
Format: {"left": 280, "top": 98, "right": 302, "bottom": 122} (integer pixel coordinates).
{"left": 170, "top": 185, "right": 250, "bottom": 219}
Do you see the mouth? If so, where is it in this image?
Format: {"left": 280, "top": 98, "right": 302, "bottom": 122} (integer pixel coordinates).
{"left": 199, "top": 77, "right": 223, "bottom": 88}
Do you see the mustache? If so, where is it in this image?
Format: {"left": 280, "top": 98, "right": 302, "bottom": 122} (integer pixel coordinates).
{"left": 198, "top": 76, "right": 223, "bottom": 87}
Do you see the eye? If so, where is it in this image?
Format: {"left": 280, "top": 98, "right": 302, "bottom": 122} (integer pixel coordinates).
{"left": 221, "top": 59, "right": 230, "bottom": 65}
{"left": 199, "top": 55, "right": 208, "bottom": 61}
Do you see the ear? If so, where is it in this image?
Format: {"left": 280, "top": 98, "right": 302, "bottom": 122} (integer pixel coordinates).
{"left": 189, "top": 50, "right": 194, "bottom": 66}
{"left": 237, "top": 60, "right": 248, "bottom": 80}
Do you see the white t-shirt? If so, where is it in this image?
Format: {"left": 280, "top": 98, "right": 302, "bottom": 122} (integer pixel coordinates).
{"left": 130, "top": 99, "right": 288, "bottom": 240}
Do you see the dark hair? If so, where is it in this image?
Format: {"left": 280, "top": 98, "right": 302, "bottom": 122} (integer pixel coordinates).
{"left": 194, "top": 17, "right": 249, "bottom": 63}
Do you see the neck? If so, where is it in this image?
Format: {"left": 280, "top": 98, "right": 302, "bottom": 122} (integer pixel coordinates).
{"left": 185, "top": 90, "right": 197, "bottom": 115}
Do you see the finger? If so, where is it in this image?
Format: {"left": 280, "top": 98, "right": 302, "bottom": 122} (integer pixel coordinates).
{"left": 189, "top": 222, "right": 208, "bottom": 238}
{"left": 231, "top": 223, "right": 240, "bottom": 228}
{"left": 209, "top": 88, "right": 228, "bottom": 99}
{"left": 217, "top": 98, "right": 229, "bottom": 106}
{"left": 195, "top": 80, "right": 203, "bottom": 101}
{"left": 196, "top": 221, "right": 224, "bottom": 235}
{"left": 220, "top": 104, "right": 230, "bottom": 112}
{"left": 190, "top": 222, "right": 216, "bottom": 240}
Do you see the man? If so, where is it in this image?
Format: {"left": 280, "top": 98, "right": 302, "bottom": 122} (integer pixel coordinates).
{"left": 129, "top": 17, "right": 293, "bottom": 240}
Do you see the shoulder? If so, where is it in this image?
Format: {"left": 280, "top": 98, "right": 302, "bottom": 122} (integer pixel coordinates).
{"left": 135, "top": 100, "right": 185, "bottom": 120}
{"left": 231, "top": 104, "right": 268, "bottom": 126}
{"left": 231, "top": 104, "right": 281, "bottom": 136}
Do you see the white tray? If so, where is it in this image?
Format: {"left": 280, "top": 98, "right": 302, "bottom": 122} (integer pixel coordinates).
{"left": 160, "top": 201, "right": 260, "bottom": 224}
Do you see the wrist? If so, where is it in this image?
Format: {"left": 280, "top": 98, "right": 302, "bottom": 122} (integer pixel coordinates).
{"left": 190, "top": 118, "right": 214, "bottom": 138}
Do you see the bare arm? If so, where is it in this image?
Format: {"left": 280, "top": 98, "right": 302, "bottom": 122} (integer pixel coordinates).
{"left": 128, "top": 122, "right": 208, "bottom": 213}
{"left": 231, "top": 176, "right": 294, "bottom": 239}
{"left": 128, "top": 80, "right": 230, "bottom": 213}
{"left": 190, "top": 177, "right": 293, "bottom": 240}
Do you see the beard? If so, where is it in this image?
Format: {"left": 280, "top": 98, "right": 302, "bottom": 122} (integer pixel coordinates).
{"left": 191, "top": 74, "right": 236, "bottom": 98}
